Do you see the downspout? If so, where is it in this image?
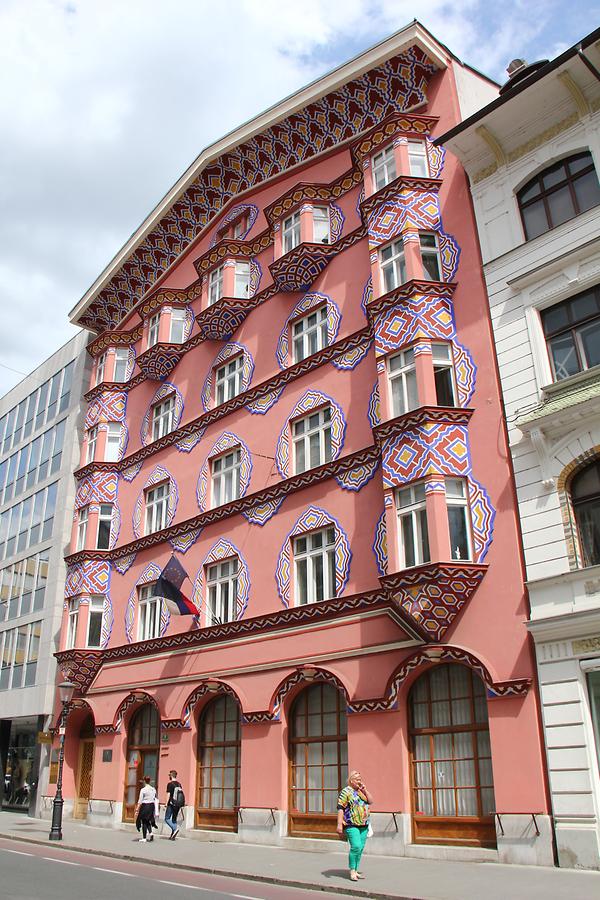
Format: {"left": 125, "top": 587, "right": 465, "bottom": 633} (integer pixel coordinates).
{"left": 577, "top": 46, "right": 600, "bottom": 82}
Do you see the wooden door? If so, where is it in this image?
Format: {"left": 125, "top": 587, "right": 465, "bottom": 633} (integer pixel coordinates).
{"left": 122, "top": 704, "right": 160, "bottom": 822}
{"left": 74, "top": 738, "right": 94, "bottom": 819}
{"left": 196, "top": 695, "right": 241, "bottom": 832}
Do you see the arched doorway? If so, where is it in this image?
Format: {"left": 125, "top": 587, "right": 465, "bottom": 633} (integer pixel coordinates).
{"left": 196, "top": 695, "right": 241, "bottom": 832}
{"left": 288, "top": 682, "right": 347, "bottom": 837}
{"left": 122, "top": 704, "right": 159, "bottom": 822}
{"left": 409, "top": 663, "right": 496, "bottom": 846}
{"left": 74, "top": 713, "right": 95, "bottom": 819}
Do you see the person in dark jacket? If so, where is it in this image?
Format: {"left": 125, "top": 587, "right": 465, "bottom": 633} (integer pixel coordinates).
{"left": 164, "top": 770, "right": 184, "bottom": 840}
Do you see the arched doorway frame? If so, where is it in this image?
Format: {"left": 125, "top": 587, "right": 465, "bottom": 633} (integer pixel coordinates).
{"left": 122, "top": 699, "right": 161, "bottom": 822}
{"left": 194, "top": 691, "right": 242, "bottom": 832}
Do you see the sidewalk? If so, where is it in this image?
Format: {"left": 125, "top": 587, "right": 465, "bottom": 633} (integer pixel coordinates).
{"left": 0, "top": 811, "right": 598, "bottom": 900}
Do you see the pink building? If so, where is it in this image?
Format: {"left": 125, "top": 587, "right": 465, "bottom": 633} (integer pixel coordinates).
{"left": 53, "top": 22, "right": 552, "bottom": 863}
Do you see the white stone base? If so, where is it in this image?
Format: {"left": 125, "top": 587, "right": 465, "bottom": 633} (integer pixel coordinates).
{"left": 495, "top": 813, "right": 554, "bottom": 867}
{"left": 555, "top": 820, "right": 600, "bottom": 870}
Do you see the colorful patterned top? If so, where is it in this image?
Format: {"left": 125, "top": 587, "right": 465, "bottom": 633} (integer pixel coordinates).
{"left": 337, "top": 785, "right": 370, "bottom": 827}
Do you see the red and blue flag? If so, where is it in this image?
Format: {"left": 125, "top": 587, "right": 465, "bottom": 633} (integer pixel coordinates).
{"left": 152, "top": 555, "right": 198, "bottom": 616}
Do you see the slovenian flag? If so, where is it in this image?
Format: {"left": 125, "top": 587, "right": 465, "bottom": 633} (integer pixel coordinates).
{"left": 152, "top": 555, "right": 198, "bottom": 616}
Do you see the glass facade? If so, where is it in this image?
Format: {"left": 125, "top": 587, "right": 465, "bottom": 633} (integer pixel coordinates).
{"left": 0, "top": 551, "right": 49, "bottom": 622}
{"left": 0, "top": 621, "right": 42, "bottom": 691}
{"left": 1, "top": 717, "right": 38, "bottom": 810}
{"left": 0, "top": 361, "right": 74, "bottom": 455}
{"left": 0, "top": 482, "right": 58, "bottom": 561}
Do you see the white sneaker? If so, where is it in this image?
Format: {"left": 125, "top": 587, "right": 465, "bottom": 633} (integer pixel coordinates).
{"left": 139, "top": 838, "right": 146, "bottom": 842}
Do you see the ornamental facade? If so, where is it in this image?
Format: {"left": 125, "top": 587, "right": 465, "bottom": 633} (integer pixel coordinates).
{"left": 51, "top": 21, "right": 551, "bottom": 863}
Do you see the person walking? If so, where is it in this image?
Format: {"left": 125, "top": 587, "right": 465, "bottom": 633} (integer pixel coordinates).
{"left": 164, "top": 769, "right": 185, "bottom": 840}
{"left": 135, "top": 775, "right": 157, "bottom": 842}
{"left": 336, "top": 770, "right": 373, "bottom": 882}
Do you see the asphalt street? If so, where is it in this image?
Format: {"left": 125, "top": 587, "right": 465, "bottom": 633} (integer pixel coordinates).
{"left": 0, "top": 840, "right": 359, "bottom": 900}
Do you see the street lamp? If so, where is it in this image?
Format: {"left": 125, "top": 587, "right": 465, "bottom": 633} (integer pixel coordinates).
{"left": 48, "top": 681, "right": 76, "bottom": 841}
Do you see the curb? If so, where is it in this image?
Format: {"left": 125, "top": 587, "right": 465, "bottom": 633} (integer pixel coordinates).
{"left": 0, "top": 831, "right": 418, "bottom": 900}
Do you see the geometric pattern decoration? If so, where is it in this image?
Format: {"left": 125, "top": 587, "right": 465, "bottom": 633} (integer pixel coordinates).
{"left": 275, "top": 505, "right": 352, "bottom": 608}
{"left": 210, "top": 203, "right": 259, "bottom": 247}
{"left": 85, "top": 391, "right": 127, "bottom": 429}
{"left": 100, "top": 594, "right": 114, "bottom": 649}
{"left": 426, "top": 138, "right": 445, "bottom": 179}
{"left": 140, "top": 382, "right": 184, "bottom": 445}
{"left": 175, "top": 427, "right": 205, "bottom": 453}
{"left": 374, "top": 290, "right": 454, "bottom": 356}
{"left": 373, "top": 511, "right": 387, "bottom": 577}
{"left": 275, "top": 390, "right": 346, "bottom": 478}
{"left": 242, "top": 497, "right": 284, "bottom": 526}
{"left": 54, "top": 649, "right": 104, "bottom": 694}
{"left": 108, "top": 503, "right": 121, "bottom": 550}
{"left": 196, "top": 432, "right": 252, "bottom": 512}
{"left": 121, "top": 461, "right": 142, "bottom": 482}
{"left": 136, "top": 343, "right": 183, "bottom": 381}
{"left": 468, "top": 477, "right": 496, "bottom": 564}
{"left": 452, "top": 339, "right": 476, "bottom": 406}
{"left": 75, "top": 471, "right": 118, "bottom": 509}
{"left": 192, "top": 539, "right": 250, "bottom": 623}
{"left": 383, "top": 563, "right": 487, "bottom": 641}
{"left": 201, "top": 342, "right": 254, "bottom": 411}
{"left": 180, "top": 682, "right": 243, "bottom": 729}
{"left": 82, "top": 47, "right": 435, "bottom": 332}
{"left": 329, "top": 203, "right": 345, "bottom": 242}
{"left": 247, "top": 386, "right": 285, "bottom": 415}
{"left": 367, "top": 382, "right": 381, "bottom": 428}
{"left": 332, "top": 337, "right": 372, "bottom": 371}
{"left": 360, "top": 276, "right": 373, "bottom": 316}
{"left": 110, "top": 692, "right": 161, "bottom": 734}
{"left": 132, "top": 465, "right": 179, "bottom": 539}
{"left": 112, "top": 553, "right": 137, "bottom": 575}
{"left": 269, "top": 667, "right": 351, "bottom": 722}
{"left": 276, "top": 292, "right": 341, "bottom": 369}
{"left": 367, "top": 190, "right": 440, "bottom": 249}
{"left": 196, "top": 296, "right": 255, "bottom": 342}
{"left": 381, "top": 423, "right": 470, "bottom": 487}
{"left": 170, "top": 528, "right": 202, "bottom": 554}
{"left": 269, "top": 241, "right": 336, "bottom": 291}
{"left": 335, "top": 457, "right": 379, "bottom": 491}
{"left": 438, "top": 228, "right": 460, "bottom": 281}
{"left": 124, "top": 562, "right": 170, "bottom": 643}
{"left": 249, "top": 259, "right": 262, "bottom": 296}
{"left": 65, "top": 560, "right": 111, "bottom": 598}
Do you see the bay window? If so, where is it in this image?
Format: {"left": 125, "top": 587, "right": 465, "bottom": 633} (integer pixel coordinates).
{"left": 86, "top": 595, "right": 104, "bottom": 648}
{"left": 95, "top": 353, "right": 106, "bottom": 386}
{"left": 313, "top": 206, "right": 330, "bottom": 244}
{"left": 86, "top": 427, "right": 97, "bottom": 465}
{"left": 76, "top": 506, "right": 88, "bottom": 552}
{"left": 420, "top": 233, "right": 442, "bottom": 282}
{"left": 113, "top": 348, "right": 130, "bottom": 382}
{"left": 148, "top": 313, "right": 160, "bottom": 348}
{"left": 96, "top": 504, "right": 113, "bottom": 550}
{"left": 66, "top": 599, "right": 79, "bottom": 650}
{"left": 234, "top": 261, "right": 250, "bottom": 298}
{"left": 105, "top": 423, "right": 122, "bottom": 462}
{"left": 389, "top": 348, "right": 418, "bottom": 417}
{"left": 169, "top": 308, "right": 187, "bottom": 343}
{"left": 408, "top": 140, "right": 429, "bottom": 178}
{"left": 380, "top": 239, "right": 407, "bottom": 292}
{"left": 397, "top": 483, "right": 430, "bottom": 568}
{"left": 433, "top": 344, "right": 457, "bottom": 407}
{"left": 372, "top": 144, "right": 396, "bottom": 190}
{"left": 283, "top": 211, "right": 301, "bottom": 254}
{"left": 209, "top": 266, "right": 224, "bottom": 305}
{"left": 446, "top": 478, "right": 472, "bottom": 561}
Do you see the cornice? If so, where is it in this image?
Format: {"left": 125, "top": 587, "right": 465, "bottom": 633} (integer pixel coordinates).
{"left": 350, "top": 110, "right": 439, "bottom": 165}
{"left": 67, "top": 444, "right": 380, "bottom": 565}
{"left": 263, "top": 167, "right": 363, "bottom": 224}
{"left": 367, "top": 279, "right": 456, "bottom": 319}
{"left": 374, "top": 405, "right": 474, "bottom": 444}
{"left": 88, "top": 325, "right": 144, "bottom": 358}
{"left": 192, "top": 229, "right": 273, "bottom": 277}
{"left": 75, "top": 326, "right": 372, "bottom": 480}
{"left": 360, "top": 174, "right": 442, "bottom": 219}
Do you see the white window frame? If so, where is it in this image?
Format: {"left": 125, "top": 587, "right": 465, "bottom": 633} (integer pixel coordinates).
{"left": 313, "top": 206, "right": 330, "bottom": 244}
{"left": 293, "top": 526, "right": 336, "bottom": 606}
{"left": 148, "top": 313, "right": 160, "bottom": 348}
{"left": 282, "top": 211, "right": 301, "bottom": 254}
{"left": 169, "top": 308, "right": 187, "bottom": 343}
{"left": 380, "top": 239, "right": 407, "bottom": 293}
{"left": 432, "top": 343, "right": 457, "bottom": 407}
{"left": 138, "top": 583, "right": 162, "bottom": 641}
{"left": 211, "top": 449, "right": 241, "bottom": 508}
{"left": 113, "top": 347, "right": 130, "bottom": 382}
{"left": 215, "top": 355, "right": 244, "bottom": 406}
{"left": 104, "top": 423, "right": 122, "bottom": 462}
{"left": 206, "top": 558, "right": 238, "bottom": 625}
{"left": 86, "top": 426, "right": 98, "bottom": 465}
{"left": 66, "top": 599, "right": 79, "bottom": 650}
{"left": 76, "top": 506, "right": 88, "bottom": 552}
{"left": 152, "top": 395, "right": 175, "bottom": 441}
{"left": 95, "top": 352, "right": 106, "bottom": 386}
{"left": 408, "top": 140, "right": 429, "bottom": 178}
{"left": 234, "top": 261, "right": 250, "bottom": 298}
{"left": 209, "top": 265, "right": 224, "bottom": 305}
{"left": 232, "top": 216, "right": 246, "bottom": 239}
{"left": 420, "top": 232, "right": 442, "bottom": 282}
{"left": 292, "top": 305, "right": 328, "bottom": 363}
{"left": 446, "top": 478, "right": 473, "bottom": 561}
{"left": 145, "top": 481, "right": 169, "bottom": 534}
{"left": 86, "top": 595, "right": 104, "bottom": 648}
{"left": 293, "top": 407, "right": 332, "bottom": 474}
{"left": 388, "top": 348, "right": 418, "bottom": 417}
{"left": 396, "top": 483, "right": 430, "bottom": 569}
{"left": 372, "top": 144, "right": 397, "bottom": 191}
{"left": 96, "top": 503, "right": 113, "bottom": 550}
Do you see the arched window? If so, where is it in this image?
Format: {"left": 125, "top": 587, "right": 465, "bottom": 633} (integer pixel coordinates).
{"left": 289, "top": 683, "right": 347, "bottom": 837}
{"left": 518, "top": 151, "right": 600, "bottom": 241}
{"left": 409, "top": 663, "right": 496, "bottom": 847}
{"left": 196, "top": 695, "right": 241, "bottom": 832}
{"left": 123, "top": 704, "right": 159, "bottom": 822}
{"left": 572, "top": 461, "right": 600, "bottom": 567}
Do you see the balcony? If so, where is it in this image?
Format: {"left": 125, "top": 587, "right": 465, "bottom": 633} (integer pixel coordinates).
{"left": 269, "top": 241, "right": 337, "bottom": 292}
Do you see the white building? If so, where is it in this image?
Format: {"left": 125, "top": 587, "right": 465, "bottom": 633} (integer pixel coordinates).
{"left": 0, "top": 332, "right": 91, "bottom": 816}
{"left": 438, "top": 29, "right": 600, "bottom": 869}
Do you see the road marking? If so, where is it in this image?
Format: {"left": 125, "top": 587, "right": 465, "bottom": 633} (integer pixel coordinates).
{"left": 158, "top": 883, "right": 207, "bottom": 891}
{"left": 0, "top": 849, "right": 31, "bottom": 856}
{"left": 231, "top": 895, "right": 266, "bottom": 900}
{"left": 42, "top": 857, "right": 80, "bottom": 866}
{"left": 93, "top": 868, "right": 135, "bottom": 876}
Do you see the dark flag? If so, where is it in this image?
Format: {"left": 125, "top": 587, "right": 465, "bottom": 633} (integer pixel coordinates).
{"left": 152, "top": 555, "right": 198, "bottom": 616}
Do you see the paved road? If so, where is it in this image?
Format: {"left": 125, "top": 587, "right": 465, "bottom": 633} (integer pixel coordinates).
{"left": 0, "top": 838, "right": 360, "bottom": 900}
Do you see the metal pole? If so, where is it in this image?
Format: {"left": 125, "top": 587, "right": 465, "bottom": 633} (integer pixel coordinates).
{"left": 48, "top": 702, "right": 68, "bottom": 841}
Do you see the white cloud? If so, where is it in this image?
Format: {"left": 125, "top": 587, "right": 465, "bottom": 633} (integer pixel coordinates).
{"left": 0, "top": 0, "right": 586, "bottom": 397}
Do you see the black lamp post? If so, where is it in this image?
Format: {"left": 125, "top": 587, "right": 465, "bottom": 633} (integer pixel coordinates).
{"left": 48, "top": 681, "right": 76, "bottom": 841}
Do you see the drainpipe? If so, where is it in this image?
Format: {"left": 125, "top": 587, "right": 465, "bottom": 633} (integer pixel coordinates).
{"left": 577, "top": 45, "right": 600, "bottom": 82}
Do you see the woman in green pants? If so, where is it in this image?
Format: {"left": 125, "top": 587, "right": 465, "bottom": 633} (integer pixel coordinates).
{"left": 336, "top": 771, "right": 373, "bottom": 881}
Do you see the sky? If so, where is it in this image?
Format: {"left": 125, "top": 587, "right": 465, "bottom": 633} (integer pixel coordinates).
{"left": 0, "top": 0, "right": 597, "bottom": 399}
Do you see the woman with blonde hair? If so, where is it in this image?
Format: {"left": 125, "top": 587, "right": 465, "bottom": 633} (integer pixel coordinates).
{"left": 336, "top": 770, "right": 373, "bottom": 881}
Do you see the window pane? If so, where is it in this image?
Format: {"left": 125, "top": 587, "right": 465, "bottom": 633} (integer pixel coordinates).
{"left": 522, "top": 201, "right": 548, "bottom": 240}
{"left": 547, "top": 185, "right": 576, "bottom": 228}
{"left": 548, "top": 333, "right": 580, "bottom": 380}
{"left": 448, "top": 506, "right": 470, "bottom": 561}
{"left": 573, "top": 169, "right": 600, "bottom": 213}
{"left": 578, "top": 320, "right": 600, "bottom": 370}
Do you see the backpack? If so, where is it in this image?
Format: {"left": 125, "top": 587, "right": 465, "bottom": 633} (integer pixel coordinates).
{"left": 172, "top": 785, "right": 185, "bottom": 808}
